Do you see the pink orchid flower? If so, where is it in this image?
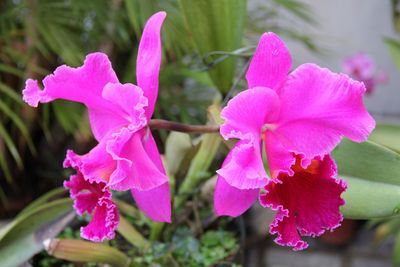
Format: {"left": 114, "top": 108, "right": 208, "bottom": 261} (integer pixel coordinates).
{"left": 214, "top": 33, "right": 375, "bottom": 250}
{"left": 343, "top": 52, "right": 388, "bottom": 95}
{"left": 22, "top": 12, "right": 171, "bottom": 241}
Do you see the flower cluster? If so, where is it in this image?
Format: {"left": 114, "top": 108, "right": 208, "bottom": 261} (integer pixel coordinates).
{"left": 22, "top": 12, "right": 375, "bottom": 250}
{"left": 22, "top": 12, "right": 170, "bottom": 242}
{"left": 214, "top": 33, "right": 375, "bottom": 250}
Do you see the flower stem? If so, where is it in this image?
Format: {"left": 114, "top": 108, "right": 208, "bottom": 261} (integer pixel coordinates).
{"left": 148, "top": 119, "right": 220, "bottom": 133}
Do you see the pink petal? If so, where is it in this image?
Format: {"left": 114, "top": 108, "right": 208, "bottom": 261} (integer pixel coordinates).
{"left": 64, "top": 170, "right": 119, "bottom": 242}
{"left": 130, "top": 130, "right": 171, "bottom": 222}
{"left": 64, "top": 172, "right": 103, "bottom": 215}
{"left": 101, "top": 82, "right": 148, "bottom": 128}
{"left": 64, "top": 146, "right": 115, "bottom": 185}
{"left": 106, "top": 128, "right": 168, "bottom": 191}
{"left": 217, "top": 139, "right": 268, "bottom": 189}
{"left": 80, "top": 195, "right": 120, "bottom": 242}
{"left": 136, "top": 11, "right": 166, "bottom": 119}
{"left": 142, "top": 130, "right": 165, "bottom": 173}
{"left": 22, "top": 79, "right": 43, "bottom": 107}
{"left": 260, "top": 155, "right": 346, "bottom": 250}
{"left": 214, "top": 173, "right": 259, "bottom": 217}
{"left": 246, "top": 32, "right": 292, "bottom": 90}
{"left": 220, "top": 87, "right": 280, "bottom": 140}
{"left": 131, "top": 182, "right": 171, "bottom": 222}
{"left": 22, "top": 53, "right": 118, "bottom": 106}
{"left": 214, "top": 150, "right": 260, "bottom": 217}
{"left": 273, "top": 63, "right": 375, "bottom": 160}
{"left": 264, "top": 132, "right": 296, "bottom": 177}
{"left": 218, "top": 87, "right": 279, "bottom": 189}
{"left": 22, "top": 53, "right": 127, "bottom": 140}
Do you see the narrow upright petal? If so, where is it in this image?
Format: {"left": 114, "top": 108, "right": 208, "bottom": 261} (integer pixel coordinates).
{"left": 246, "top": 32, "right": 292, "bottom": 90}
{"left": 260, "top": 155, "right": 346, "bottom": 250}
{"left": 273, "top": 63, "right": 375, "bottom": 160}
{"left": 136, "top": 11, "right": 166, "bottom": 119}
{"left": 214, "top": 151, "right": 259, "bottom": 217}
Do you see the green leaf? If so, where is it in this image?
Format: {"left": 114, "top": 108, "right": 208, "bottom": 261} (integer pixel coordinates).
{"left": 45, "top": 238, "right": 129, "bottom": 267}
{"left": 175, "top": 130, "right": 221, "bottom": 208}
{"left": 0, "top": 100, "right": 36, "bottom": 155}
{"left": 332, "top": 139, "right": 400, "bottom": 219}
{"left": 179, "top": 0, "right": 246, "bottom": 93}
{"left": 369, "top": 123, "right": 400, "bottom": 153}
{"left": 117, "top": 216, "right": 148, "bottom": 249}
{"left": 385, "top": 37, "right": 400, "bottom": 71}
{"left": 18, "top": 187, "right": 67, "bottom": 217}
{"left": 0, "top": 198, "right": 74, "bottom": 267}
{"left": 0, "top": 123, "right": 23, "bottom": 169}
{"left": 165, "top": 132, "right": 193, "bottom": 176}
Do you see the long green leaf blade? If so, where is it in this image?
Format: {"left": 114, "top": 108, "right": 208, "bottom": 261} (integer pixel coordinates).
{"left": 179, "top": 0, "right": 246, "bottom": 93}
{"left": 332, "top": 139, "right": 400, "bottom": 219}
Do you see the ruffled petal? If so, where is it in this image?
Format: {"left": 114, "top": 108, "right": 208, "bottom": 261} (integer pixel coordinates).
{"left": 63, "top": 171, "right": 119, "bottom": 242}
{"left": 214, "top": 174, "right": 259, "bottom": 217}
{"left": 273, "top": 63, "right": 375, "bottom": 160}
{"left": 217, "top": 139, "right": 268, "bottom": 189}
{"left": 107, "top": 128, "right": 168, "bottom": 191}
{"left": 63, "top": 172, "right": 103, "bottom": 215}
{"left": 136, "top": 11, "right": 166, "bottom": 119}
{"left": 80, "top": 195, "right": 120, "bottom": 242}
{"left": 260, "top": 154, "right": 346, "bottom": 250}
{"left": 22, "top": 53, "right": 118, "bottom": 106}
{"left": 22, "top": 53, "right": 128, "bottom": 140}
{"left": 220, "top": 87, "right": 280, "bottom": 140}
{"left": 64, "top": 145, "right": 115, "bottom": 185}
{"left": 101, "top": 82, "right": 148, "bottom": 127}
{"left": 246, "top": 32, "right": 292, "bottom": 90}
{"left": 131, "top": 182, "right": 171, "bottom": 222}
{"left": 219, "top": 87, "right": 279, "bottom": 188}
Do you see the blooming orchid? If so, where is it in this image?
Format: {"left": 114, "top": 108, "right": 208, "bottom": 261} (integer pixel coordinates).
{"left": 214, "top": 33, "right": 375, "bottom": 250}
{"left": 343, "top": 52, "right": 387, "bottom": 95}
{"left": 22, "top": 12, "right": 171, "bottom": 241}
